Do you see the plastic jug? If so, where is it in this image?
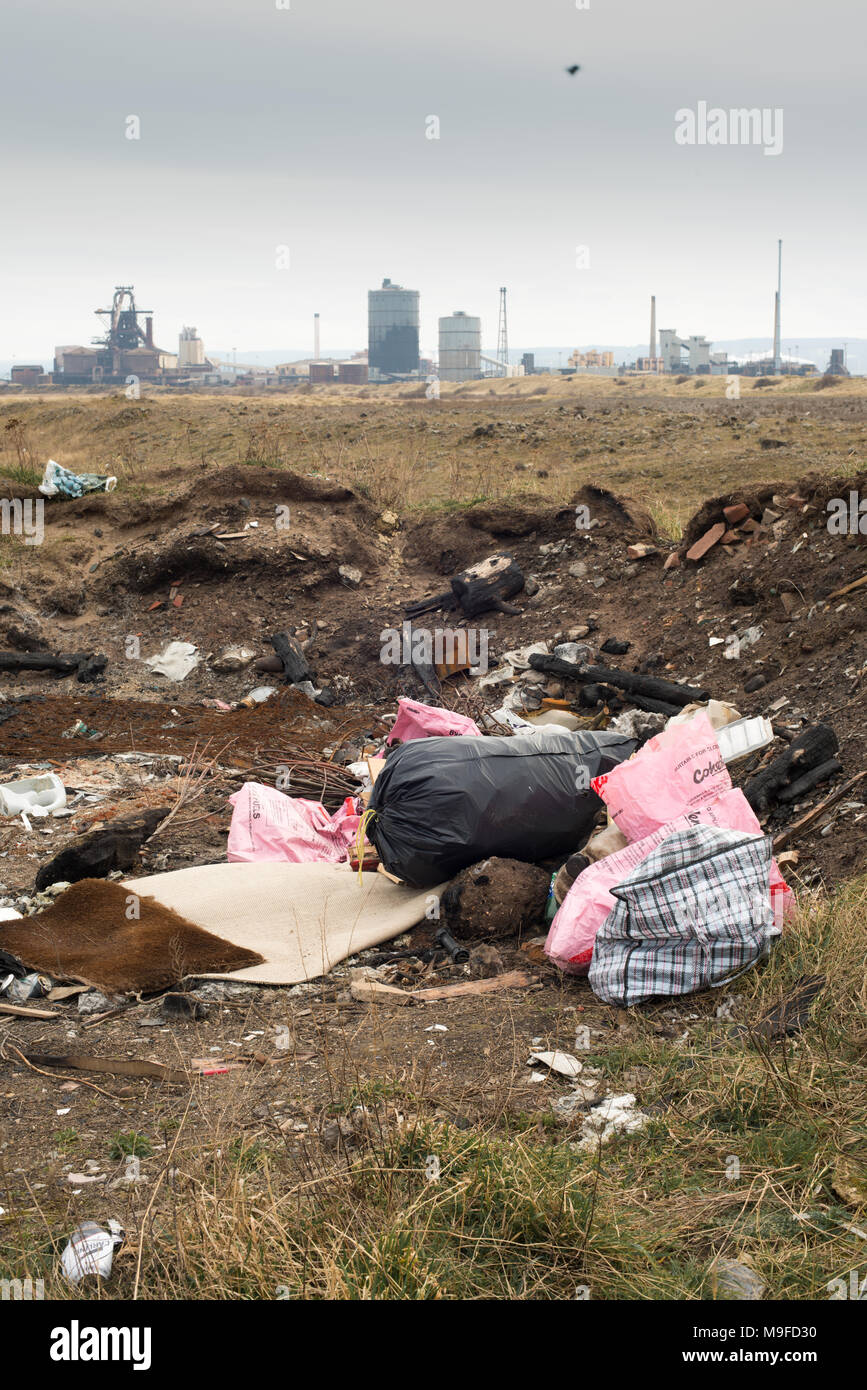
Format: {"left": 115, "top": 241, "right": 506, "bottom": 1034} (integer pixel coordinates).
{"left": 0, "top": 773, "right": 66, "bottom": 817}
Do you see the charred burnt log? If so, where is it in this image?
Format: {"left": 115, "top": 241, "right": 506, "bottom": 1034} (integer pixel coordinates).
{"left": 270, "top": 631, "right": 313, "bottom": 685}
{"left": 0, "top": 651, "right": 104, "bottom": 678}
{"left": 777, "top": 758, "right": 843, "bottom": 804}
{"left": 449, "top": 554, "right": 525, "bottom": 618}
{"left": 528, "top": 653, "right": 708, "bottom": 707}
{"left": 406, "top": 553, "right": 525, "bottom": 620}
{"left": 743, "top": 724, "right": 839, "bottom": 815}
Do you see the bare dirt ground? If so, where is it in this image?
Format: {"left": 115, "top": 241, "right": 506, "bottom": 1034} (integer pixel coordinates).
{"left": 0, "top": 377, "right": 864, "bottom": 1300}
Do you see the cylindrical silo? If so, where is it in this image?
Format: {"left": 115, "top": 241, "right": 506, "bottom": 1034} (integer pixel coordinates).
{"left": 368, "top": 278, "right": 420, "bottom": 374}
{"left": 438, "top": 311, "right": 482, "bottom": 381}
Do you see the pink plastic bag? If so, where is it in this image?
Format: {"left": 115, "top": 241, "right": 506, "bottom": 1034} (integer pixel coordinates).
{"left": 227, "top": 783, "right": 361, "bottom": 864}
{"left": 386, "top": 697, "right": 482, "bottom": 745}
{"left": 545, "top": 787, "right": 793, "bottom": 974}
{"left": 591, "top": 712, "right": 731, "bottom": 841}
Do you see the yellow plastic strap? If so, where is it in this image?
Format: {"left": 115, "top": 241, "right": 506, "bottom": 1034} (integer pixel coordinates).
{"left": 355, "top": 807, "right": 377, "bottom": 882}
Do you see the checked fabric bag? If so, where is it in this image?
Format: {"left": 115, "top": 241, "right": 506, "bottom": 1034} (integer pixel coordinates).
{"left": 588, "top": 824, "right": 778, "bottom": 1007}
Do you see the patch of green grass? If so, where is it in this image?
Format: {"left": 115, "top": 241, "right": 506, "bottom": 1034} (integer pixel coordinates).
{"left": 108, "top": 1131, "right": 153, "bottom": 1160}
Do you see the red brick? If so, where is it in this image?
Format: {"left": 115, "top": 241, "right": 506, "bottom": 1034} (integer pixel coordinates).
{"left": 686, "top": 522, "right": 726, "bottom": 562}
{"left": 723, "top": 502, "right": 750, "bottom": 525}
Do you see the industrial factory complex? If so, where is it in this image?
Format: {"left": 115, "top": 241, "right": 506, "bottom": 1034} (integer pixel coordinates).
{"left": 4, "top": 251, "right": 852, "bottom": 390}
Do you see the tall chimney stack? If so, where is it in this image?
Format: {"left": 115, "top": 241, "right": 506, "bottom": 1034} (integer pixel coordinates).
{"left": 649, "top": 296, "right": 657, "bottom": 360}
{"left": 314, "top": 312, "right": 320, "bottom": 362}
{"left": 772, "top": 239, "right": 782, "bottom": 373}
{"left": 145, "top": 316, "right": 154, "bottom": 349}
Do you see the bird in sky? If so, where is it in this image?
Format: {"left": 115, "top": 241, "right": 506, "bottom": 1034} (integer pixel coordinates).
{"left": 566, "top": 64, "right": 581, "bottom": 75}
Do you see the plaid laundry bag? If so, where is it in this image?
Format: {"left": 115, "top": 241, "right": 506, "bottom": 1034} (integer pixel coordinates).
{"left": 588, "top": 824, "right": 778, "bottom": 1007}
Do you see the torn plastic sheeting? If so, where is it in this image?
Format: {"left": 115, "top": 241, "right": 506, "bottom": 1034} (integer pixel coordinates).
{"left": 39, "top": 459, "right": 117, "bottom": 499}
{"left": 574, "top": 1094, "right": 648, "bottom": 1150}
{"left": 368, "top": 728, "right": 636, "bottom": 889}
{"left": 546, "top": 787, "right": 794, "bottom": 975}
{"left": 591, "top": 712, "right": 731, "bottom": 842}
{"left": 386, "top": 697, "right": 482, "bottom": 744}
{"left": 227, "top": 782, "right": 361, "bottom": 864}
{"left": 144, "top": 641, "right": 199, "bottom": 681}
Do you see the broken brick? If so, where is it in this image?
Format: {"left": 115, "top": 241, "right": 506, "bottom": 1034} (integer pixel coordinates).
{"left": 723, "top": 502, "right": 750, "bottom": 525}
{"left": 686, "top": 523, "right": 726, "bottom": 562}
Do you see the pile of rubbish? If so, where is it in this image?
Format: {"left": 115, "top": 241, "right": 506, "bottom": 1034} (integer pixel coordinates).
{"left": 1, "top": 678, "right": 827, "bottom": 1014}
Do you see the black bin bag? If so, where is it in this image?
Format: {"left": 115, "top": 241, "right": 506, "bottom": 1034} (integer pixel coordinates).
{"left": 367, "top": 729, "right": 636, "bottom": 888}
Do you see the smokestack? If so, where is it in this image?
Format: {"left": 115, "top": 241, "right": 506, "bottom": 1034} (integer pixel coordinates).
{"left": 314, "top": 312, "right": 320, "bottom": 362}
{"left": 649, "top": 296, "right": 657, "bottom": 360}
{"left": 145, "top": 316, "right": 154, "bottom": 349}
{"left": 772, "top": 239, "right": 782, "bottom": 373}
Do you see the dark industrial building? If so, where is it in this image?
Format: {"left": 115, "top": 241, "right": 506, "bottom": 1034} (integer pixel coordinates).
{"left": 54, "top": 286, "right": 177, "bottom": 383}
{"left": 368, "top": 278, "right": 420, "bottom": 375}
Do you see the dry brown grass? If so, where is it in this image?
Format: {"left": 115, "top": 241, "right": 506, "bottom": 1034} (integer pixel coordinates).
{"left": 1, "top": 878, "right": 863, "bottom": 1301}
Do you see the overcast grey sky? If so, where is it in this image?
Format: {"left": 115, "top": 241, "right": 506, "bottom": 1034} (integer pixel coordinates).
{"left": 1, "top": 0, "right": 864, "bottom": 359}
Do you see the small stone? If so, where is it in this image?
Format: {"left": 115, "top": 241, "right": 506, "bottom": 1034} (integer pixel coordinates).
{"left": 338, "top": 566, "right": 362, "bottom": 588}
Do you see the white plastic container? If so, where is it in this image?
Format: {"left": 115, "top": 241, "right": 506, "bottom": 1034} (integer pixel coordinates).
{"left": 716, "top": 716, "right": 774, "bottom": 765}
{"left": 0, "top": 773, "right": 67, "bottom": 817}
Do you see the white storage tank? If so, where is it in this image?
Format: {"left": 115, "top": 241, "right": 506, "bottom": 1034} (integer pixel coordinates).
{"left": 178, "top": 326, "right": 205, "bottom": 368}
{"left": 438, "top": 311, "right": 482, "bottom": 382}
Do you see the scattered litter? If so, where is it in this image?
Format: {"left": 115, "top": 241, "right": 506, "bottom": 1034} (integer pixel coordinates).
{"left": 144, "top": 641, "right": 200, "bottom": 681}
{"left": 211, "top": 645, "right": 257, "bottom": 673}
{"left": 40, "top": 459, "right": 117, "bottom": 499}
{"left": 240, "top": 685, "right": 277, "bottom": 706}
{"left": 574, "top": 1094, "right": 648, "bottom": 1150}
{"left": 227, "top": 783, "right": 360, "bottom": 864}
{"left": 1, "top": 972, "right": 51, "bottom": 1002}
{"left": 61, "top": 720, "right": 102, "bottom": 740}
{"left": 0, "top": 773, "right": 66, "bottom": 817}
{"left": 386, "top": 697, "right": 482, "bottom": 744}
{"left": 527, "top": 1050, "right": 583, "bottom": 1079}
{"left": 60, "top": 1220, "right": 124, "bottom": 1283}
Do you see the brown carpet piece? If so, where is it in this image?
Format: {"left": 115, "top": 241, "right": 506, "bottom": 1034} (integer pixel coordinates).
{"left": 0, "top": 878, "right": 263, "bottom": 993}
